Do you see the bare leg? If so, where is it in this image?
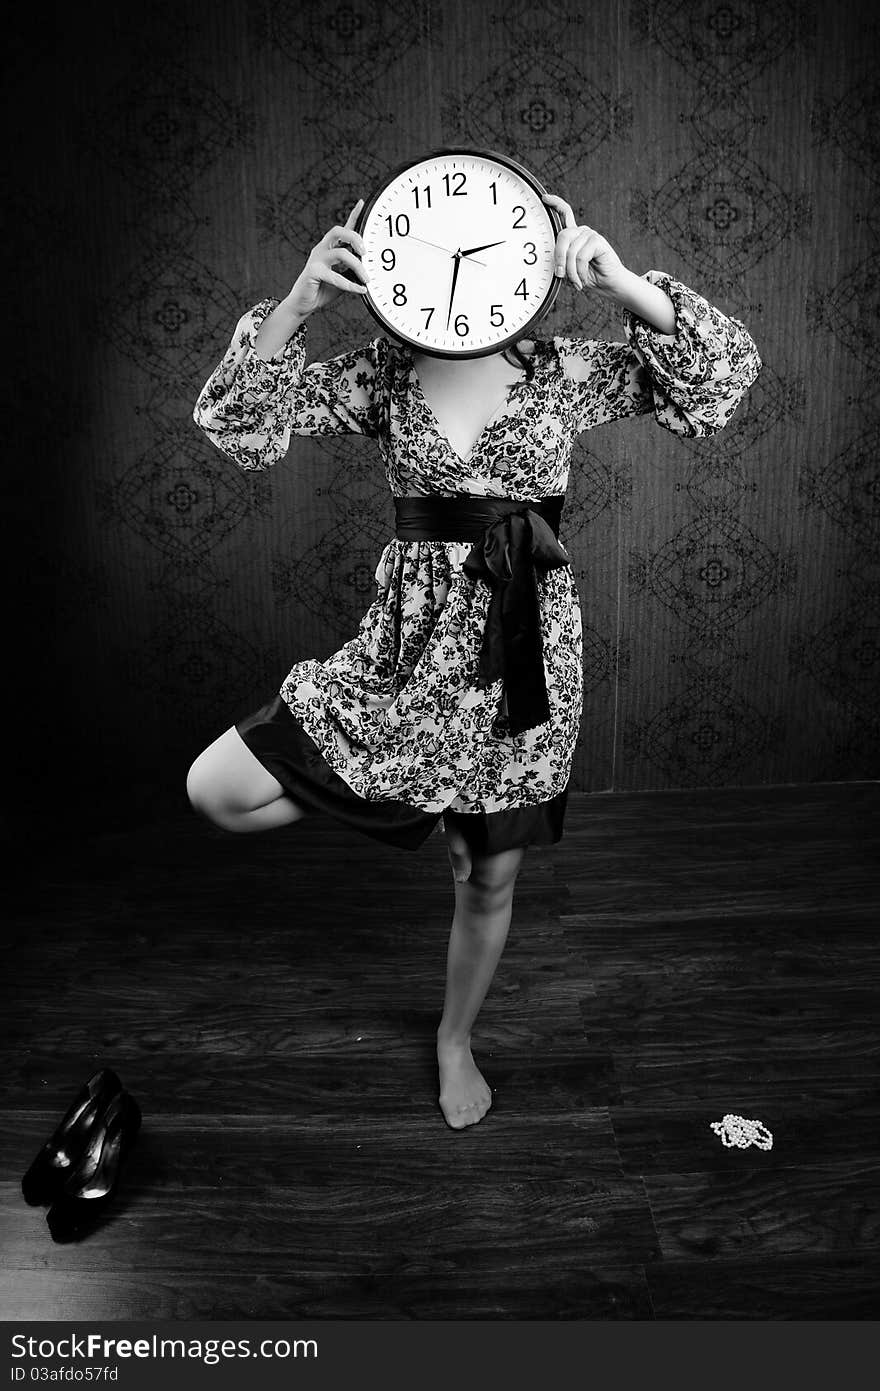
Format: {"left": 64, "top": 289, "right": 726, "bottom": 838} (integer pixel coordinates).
{"left": 186, "top": 726, "right": 308, "bottom": 832}
{"left": 436, "top": 842, "right": 525, "bottom": 1129}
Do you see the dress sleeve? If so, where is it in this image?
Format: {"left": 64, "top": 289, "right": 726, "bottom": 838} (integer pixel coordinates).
{"left": 192, "top": 296, "right": 387, "bottom": 470}
{"left": 619, "top": 269, "right": 762, "bottom": 437}
{"left": 552, "top": 270, "right": 762, "bottom": 438}
{"left": 552, "top": 335, "right": 654, "bottom": 432}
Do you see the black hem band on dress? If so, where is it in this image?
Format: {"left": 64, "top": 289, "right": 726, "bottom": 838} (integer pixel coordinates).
{"left": 235, "top": 694, "right": 440, "bottom": 850}
{"left": 235, "top": 694, "right": 569, "bottom": 855}
{"left": 443, "top": 787, "right": 568, "bottom": 855}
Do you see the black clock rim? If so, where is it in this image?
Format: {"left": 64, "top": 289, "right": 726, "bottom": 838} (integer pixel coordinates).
{"left": 353, "top": 146, "right": 564, "bottom": 361}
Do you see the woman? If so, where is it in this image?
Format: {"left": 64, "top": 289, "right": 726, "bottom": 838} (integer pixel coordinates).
{"left": 187, "top": 184, "right": 762, "bottom": 1130}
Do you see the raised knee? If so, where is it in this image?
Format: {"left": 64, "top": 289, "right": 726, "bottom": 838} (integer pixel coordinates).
{"left": 186, "top": 754, "right": 209, "bottom": 812}
{"left": 186, "top": 753, "right": 233, "bottom": 827}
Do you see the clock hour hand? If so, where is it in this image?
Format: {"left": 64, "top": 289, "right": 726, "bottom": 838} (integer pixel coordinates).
{"left": 459, "top": 239, "right": 507, "bottom": 259}
{"left": 445, "top": 251, "right": 462, "bottom": 330}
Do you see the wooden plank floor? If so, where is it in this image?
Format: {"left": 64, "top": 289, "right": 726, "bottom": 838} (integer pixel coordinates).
{"left": 2, "top": 783, "right": 879, "bottom": 1319}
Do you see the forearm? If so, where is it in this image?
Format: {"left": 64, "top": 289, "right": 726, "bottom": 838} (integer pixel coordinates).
{"left": 253, "top": 296, "right": 306, "bottom": 360}
{"left": 604, "top": 268, "right": 677, "bottom": 335}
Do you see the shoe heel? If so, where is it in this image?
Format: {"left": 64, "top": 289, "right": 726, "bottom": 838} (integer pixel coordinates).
{"left": 21, "top": 1068, "right": 123, "bottom": 1206}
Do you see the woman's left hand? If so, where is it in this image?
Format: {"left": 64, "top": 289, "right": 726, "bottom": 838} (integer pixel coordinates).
{"left": 542, "top": 193, "right": 628, "bottom": 298}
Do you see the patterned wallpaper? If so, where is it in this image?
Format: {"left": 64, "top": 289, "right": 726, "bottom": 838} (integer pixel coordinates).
{"left": 8, "top": 0, "right": 879, "bottom": 823}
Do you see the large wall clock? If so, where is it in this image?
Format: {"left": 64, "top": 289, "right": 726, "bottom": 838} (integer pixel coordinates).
{"left": 355, "top": 147, "right": 564, "bottom": 359}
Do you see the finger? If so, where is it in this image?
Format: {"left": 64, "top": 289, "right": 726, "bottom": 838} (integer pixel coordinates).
{"left": 554, "top": 225, "right": 581, "bottom": 277}
{"left": 322, "top": 225, "right": 368, "bottom": 259}
{"left": 566, "top": 228, "right": 595, "bottom": 289}
{"left": 326, "top": 245, "right": 370, "bottom": 284}
{"left": 344, "top": 198, "right": 364, "bottom": 230}
{"left": 315, "top": 265, "right": 368, "bottom": 294}
{"left": 543, "top": 192, "right": 576, "bottom": 228}
{"left": 571, "top": 231, "right": 607, "bottom": 288}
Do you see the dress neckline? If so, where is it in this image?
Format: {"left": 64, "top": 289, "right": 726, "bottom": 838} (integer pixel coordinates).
{"left": 404, "top": 347, "right": 533, "bottom": 465}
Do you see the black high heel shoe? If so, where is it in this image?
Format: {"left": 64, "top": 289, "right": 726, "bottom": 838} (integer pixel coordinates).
{"left": 21, "top": 1068, "right": 123, "bottom": 1205}
{"left": 46, "top": 1090, "right": 142, "bottom": 1243}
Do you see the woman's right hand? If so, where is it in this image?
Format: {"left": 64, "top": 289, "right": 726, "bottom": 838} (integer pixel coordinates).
{"left": 283, "top": 200, "right": 370, "bottom": 319}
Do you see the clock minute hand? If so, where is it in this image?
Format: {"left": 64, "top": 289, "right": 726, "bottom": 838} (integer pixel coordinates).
{"left": 445, "top": 251, "right": 462, "bottom": 330}
{"left": 459, "top": 239, "right": 507, "bottom": 259}
{"left": 407, "top": 233, "right": 454, "bottom": 256}
{"left": 407, "top": 233, "right": 486, "bottom": 266}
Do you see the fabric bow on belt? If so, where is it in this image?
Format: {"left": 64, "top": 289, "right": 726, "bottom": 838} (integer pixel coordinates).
{"left": 462, "top": 507, "right": 570, "bottom": 736}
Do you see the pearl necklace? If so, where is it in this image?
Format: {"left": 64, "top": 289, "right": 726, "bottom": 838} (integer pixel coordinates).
{"left": 710, "top": 1113, "right": 773, "bottom": 1150}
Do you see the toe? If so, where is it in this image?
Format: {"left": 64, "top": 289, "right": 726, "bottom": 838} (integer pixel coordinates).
{"left": 444, "top": 1108, "right": 469, "bottom": 1129}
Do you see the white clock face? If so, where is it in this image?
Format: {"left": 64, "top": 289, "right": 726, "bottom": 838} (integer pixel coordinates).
{"left": 357, "top": 149, "right": 560, "bottom": 358}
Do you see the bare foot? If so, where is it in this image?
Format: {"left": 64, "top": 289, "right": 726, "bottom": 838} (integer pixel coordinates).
{"left": 437, "top": 1036, "right": 493, "bottom": 1129}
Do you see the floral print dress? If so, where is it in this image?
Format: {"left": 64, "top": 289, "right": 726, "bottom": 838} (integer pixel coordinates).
{"left": 193, "top": 270, "right": 762, "bottom": 851}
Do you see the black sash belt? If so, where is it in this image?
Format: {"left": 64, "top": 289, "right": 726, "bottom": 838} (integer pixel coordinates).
{"left": 394, "top": 494, "right": 569, "bottom": 736}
